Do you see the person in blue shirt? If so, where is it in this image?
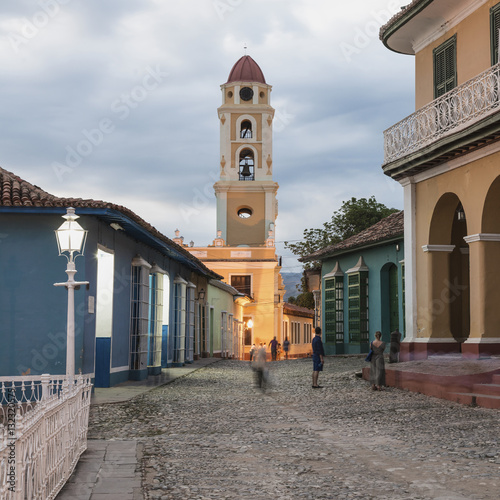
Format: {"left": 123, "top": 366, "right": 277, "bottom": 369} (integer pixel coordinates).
{"left": 312, "top": 327, "right": 325, "bottom": 388}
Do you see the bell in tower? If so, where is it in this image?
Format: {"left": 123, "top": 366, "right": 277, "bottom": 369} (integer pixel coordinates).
{"left": 239, "top": 150, "right": 254, "bottom": 180}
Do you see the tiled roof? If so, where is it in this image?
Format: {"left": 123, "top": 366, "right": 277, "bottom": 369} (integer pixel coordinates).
{"left": 226, "top": 56, "right": 266, "bottom": 84}
{"left": 0, "top": 166, "right": 222, "bottom": 279}
{"left": 301, "top": 211, "right": 404, "bottom": 262}
{"left": 283, "top": 302, "right": 314, "bottom": 318}
{"left": 379, "top": 0, "right": 424, "bottom": 40}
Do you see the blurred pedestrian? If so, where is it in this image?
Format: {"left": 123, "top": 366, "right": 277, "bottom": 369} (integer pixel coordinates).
{"left": 249, "top": 343, "right": 256, "bottom": 362}
{"left": 252, "top": 343, "right": 268, "bottom": 390}
{"left": 370, "top": 331, "right": 386, "bottom": 391}
{"left": 389, "top": 329, "right": 401, "bottom": 363}
{"left": 312, "top": 327, "right": 324, "bottom": 389}
{"left": 283, "top": 337, "right": 290, "bottom": 360}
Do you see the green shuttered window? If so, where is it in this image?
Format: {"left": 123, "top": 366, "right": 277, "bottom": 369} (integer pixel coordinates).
{"left": 348, "top": 272, "right": 369, "bottom": 344}
{"left": 491, "top": 3, "right": 500, "bottom": 65}
{"left": 324, "top": 276, "right": 344, "bottom": 344}
{"left": 433, "top": 35, "right": 457, "bottom": 98}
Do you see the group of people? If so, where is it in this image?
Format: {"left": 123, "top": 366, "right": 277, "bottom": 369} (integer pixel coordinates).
{"left": 250, "top": 327, "right": 398, "bottom": 392}
{"left": 249, "top": 336, "right": 291, "bottom": 362}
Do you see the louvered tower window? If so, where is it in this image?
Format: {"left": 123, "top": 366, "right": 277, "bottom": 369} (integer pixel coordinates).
{"left": 491, "top": 3, "right": 500, "bottom": 65}
{"left": 433, "top": 35, "right": 457, "bottom": 98}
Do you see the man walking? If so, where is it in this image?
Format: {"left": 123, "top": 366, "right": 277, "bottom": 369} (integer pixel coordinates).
{"left": 269, "top": 336, "right": 278, "bottom": 361}
{"left": 312, "top": 327, "right": 325, "bottom": 388}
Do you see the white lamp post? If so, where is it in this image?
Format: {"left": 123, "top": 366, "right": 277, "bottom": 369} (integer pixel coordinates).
{"left": 54, "top": 207, "right": 89, "bottom": 380}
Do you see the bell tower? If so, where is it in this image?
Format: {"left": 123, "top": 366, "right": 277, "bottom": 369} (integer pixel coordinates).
{"left": 215, "top": 55, "right": 279, "bottom": 247}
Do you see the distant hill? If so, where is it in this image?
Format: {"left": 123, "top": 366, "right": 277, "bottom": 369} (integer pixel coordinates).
{"left": 281, "top": 272, "right": 303, "bottom": 302}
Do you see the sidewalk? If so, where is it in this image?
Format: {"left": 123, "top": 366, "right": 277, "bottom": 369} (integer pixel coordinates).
{"left": 57, "top": 357, "right": 222, "bottom": 499}
{"left": 91, "top": 357, "right": 221, "bottom": 405}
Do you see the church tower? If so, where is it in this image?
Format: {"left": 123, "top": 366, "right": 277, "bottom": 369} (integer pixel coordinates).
{"left": 182, "top": 55, "right": 287, "bottom": 358}
{"left": 215, "top": 56, "right": 279, "bottom": 246}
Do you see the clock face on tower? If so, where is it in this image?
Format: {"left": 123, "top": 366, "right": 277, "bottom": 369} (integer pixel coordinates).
{"left": 239, "top": 87, "right": 254, "bottom": 101}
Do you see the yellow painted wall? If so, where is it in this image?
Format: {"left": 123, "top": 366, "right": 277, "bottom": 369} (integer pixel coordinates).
{"left": 414, "top": 149, "right": 500, "bottom": 339}
{"left": 282, "top": 315, "right": 313, "bottom": 357}
{"left": 226, "top": 191, "right": 266, "bottom": 246}
{"left": 415, "top": 1, "right": 495, "bottom": 109}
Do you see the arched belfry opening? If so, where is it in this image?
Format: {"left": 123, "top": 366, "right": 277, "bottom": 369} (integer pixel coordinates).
{"left": 239, "top": 149, "right": 255, "bottom": 180}
{"left": 427, "top": 193, "right": 470, "bottom": 344}
{"left": 240, "top": 120, "right": 252, "bottom": 139}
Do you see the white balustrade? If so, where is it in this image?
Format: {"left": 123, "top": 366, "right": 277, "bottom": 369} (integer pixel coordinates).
{"left": 0, "top": 374, "right": 92, "bottom": 500}
{"left": 384, "top": 63, "right": 500, "bottom": 164}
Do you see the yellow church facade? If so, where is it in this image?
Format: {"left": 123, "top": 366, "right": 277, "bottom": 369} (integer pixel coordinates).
{"left": 381, "top": 0, "right": 500, "bottom": 359}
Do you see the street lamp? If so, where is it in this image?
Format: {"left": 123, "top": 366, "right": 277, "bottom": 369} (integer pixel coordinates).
{"left": 54, "top": 207, "right": 89, "bottom": 380}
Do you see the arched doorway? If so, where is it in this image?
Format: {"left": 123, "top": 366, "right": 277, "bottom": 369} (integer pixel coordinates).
{"left": 427, "top": 193, "right": 470, "bottom": 344}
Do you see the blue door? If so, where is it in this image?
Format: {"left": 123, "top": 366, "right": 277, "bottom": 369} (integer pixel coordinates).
{"left": 95, "top": 338, "right": 111, "bottom": 387}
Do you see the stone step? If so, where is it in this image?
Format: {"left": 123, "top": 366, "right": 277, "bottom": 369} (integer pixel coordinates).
{"left": 447, "top": 392, "right": 500, "bottom": 409}
{"left": 492, "top": 374, "right": 500, "bottom": 385}
{"left": 471, "top": 383, "right": 500, "bottom": 397}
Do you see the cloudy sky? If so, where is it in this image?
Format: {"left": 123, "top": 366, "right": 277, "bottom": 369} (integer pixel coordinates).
{"left": 0, "top": 0, "right": 414, "bottom": 273}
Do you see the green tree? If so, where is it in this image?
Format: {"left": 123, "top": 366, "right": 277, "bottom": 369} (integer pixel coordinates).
{"left": 285, "top": 196, "right": 398, "bottom": 270}
{"left": 287, "top": 291, "right": 315, "bottom": 309}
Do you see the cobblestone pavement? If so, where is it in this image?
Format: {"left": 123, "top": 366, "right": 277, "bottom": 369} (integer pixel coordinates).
{"left": 88, "top": 358, "right": 500, "bottom": 499}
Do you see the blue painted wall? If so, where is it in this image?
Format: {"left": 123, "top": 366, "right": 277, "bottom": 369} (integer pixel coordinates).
{"left": 0, "top": 210, "right": 206, "bottom": 385}
{"left": 321, "top": 240, "right": 405, "bottom": 356}
{"left": 0, "top": 214, "right": 87, "bottom": 376}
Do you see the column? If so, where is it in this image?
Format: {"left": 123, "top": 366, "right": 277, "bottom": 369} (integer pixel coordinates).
{"left": 463, "top": 234, "right": 500, "bottom": 357}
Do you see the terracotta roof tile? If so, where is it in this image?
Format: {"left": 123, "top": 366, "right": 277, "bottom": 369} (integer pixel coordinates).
{"left": 379, "top": 0, "right": 424, "bottom": 40}
{"left": 283, "top": 302, "right": 314, "bottom": 318}
{"left": 301, "top": 211, "right": 404, "bottom": 262}
{"left": 0, "top": 166, "right": 221, "bottom": 279}
{"left": 226, "top": 56, "right": 266, "bottom": 84}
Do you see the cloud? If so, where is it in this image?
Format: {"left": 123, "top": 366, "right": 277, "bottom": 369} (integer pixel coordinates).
{"left": 0, "top": 0, "right": 412, "bottom": 272}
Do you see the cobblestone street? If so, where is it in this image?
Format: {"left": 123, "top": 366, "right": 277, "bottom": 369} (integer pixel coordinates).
{"left": 88, "top": 358, "right": 500, "bottom": 499}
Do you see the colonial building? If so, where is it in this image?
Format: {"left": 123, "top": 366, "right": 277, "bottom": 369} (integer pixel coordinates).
{"left": 0, "top": 166, "right": 246, "bottom": 386}
{"left": 302, "top": 212, "right": 405, "bottom": 355}
{"left": 381, "top": 0, "right": 500, "bottom": 359}
{"left": 182, "top": 55, "right": 314, "bottom": 357}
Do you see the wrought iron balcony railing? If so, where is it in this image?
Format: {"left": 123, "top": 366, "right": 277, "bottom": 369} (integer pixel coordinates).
{"left": 383, "top": 62, "right": 500, "bottom": 165}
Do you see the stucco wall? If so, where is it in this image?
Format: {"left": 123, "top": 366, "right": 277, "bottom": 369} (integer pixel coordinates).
{"left": 415, "top": 1, "right": 496, "bottom": 109}
{"left": 320, "top": 241, "right": 405, "bottom": 355}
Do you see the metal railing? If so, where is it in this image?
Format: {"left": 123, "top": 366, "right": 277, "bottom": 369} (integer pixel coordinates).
{"left": 383, "top": 62, "right": 500, "bottom": 165}
{"left": 0, "top": 374, "right": 92, "bottom": 500}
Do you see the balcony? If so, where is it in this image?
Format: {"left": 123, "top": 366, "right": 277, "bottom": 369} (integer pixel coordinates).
{"left": 383, "top": 63, "right": 500, "bottom": 179}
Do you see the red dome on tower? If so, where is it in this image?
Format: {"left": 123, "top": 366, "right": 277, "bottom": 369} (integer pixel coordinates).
{"left": 226, "top": 55, "right": 266, "bottom": 84}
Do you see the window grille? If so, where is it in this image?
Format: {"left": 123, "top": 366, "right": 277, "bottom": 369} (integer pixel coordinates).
{"left": 173, "top": 278, "right": 187, "bottom": 364}
{"left": 148, "top": 273, "right": 163, "bottom": 368}
{"left": 324, "top": 276, "right": 344, "bottom": 344}
{"left": 186, "top": 284, "right": 195, "bottom": 362}
{"left": 130, "top": 265, "right": 149, "bottom": 371}
{"left": 348, "top": 272, "right": 369, "bottom": 344}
